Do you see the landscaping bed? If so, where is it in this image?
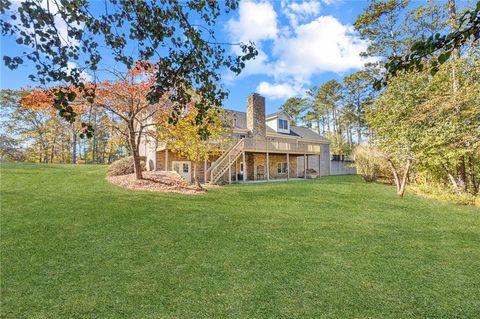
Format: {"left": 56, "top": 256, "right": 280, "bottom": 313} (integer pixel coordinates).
{"left": 106, "top": 170, "right": 206, "bottom": 194}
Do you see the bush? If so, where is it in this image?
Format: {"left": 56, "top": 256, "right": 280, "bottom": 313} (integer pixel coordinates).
{"left": 409, "top": 183, "right": 479, "bottom": 206}
{"left": 107, "top": 156, "right": 145, "bottom": 176}
{"left": 352, "top": 145, "right": 391, "bottom": 183}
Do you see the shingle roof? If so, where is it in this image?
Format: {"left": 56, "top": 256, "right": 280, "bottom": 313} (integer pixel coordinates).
{"left": 266, "top": 111, "right": 283, "bottom": 118}
{"left": 224, "top": 110, "right": 247, "bottom": 130}
{"left": 224, "top": 108, "right": 329, "bottom": 143}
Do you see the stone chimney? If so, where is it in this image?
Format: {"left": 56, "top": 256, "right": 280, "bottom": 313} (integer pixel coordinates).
{"left": 246, "top": 93, "right": 266, "bottom": 138}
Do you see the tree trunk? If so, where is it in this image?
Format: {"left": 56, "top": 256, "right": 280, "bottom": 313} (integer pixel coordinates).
{"left": 43, "top": 142, "right": 49, "bottom": 163}
{"left": 448, "top": 0, "right": 468, "bottom": 193}
{"left": 444, "top": 164, "right": 461, "bottom": 195}
{"left": 61, "top": 140, "right": 65, "bottom": 163}
{"left": 387, "top": 158, "right": 401, "bottom": 193}
{"left": 193, "top": 162, "right": 202, "bottom": 189}
{"left": 128, "top": 122, "right": 143, "bottom": 179}
{"left": 357, "top": 128, "right": 362, "bottom": 145}
{"left": 457, "top": 158, "right": 467, "bottom": 193}
{"left": 92, "top": 108, "right": 97, "bottom": 163}
{"left": 50, "top": 143, "right": 55, "bottom": 163}
{"left": 72, "top": 128, "right": 77, "bottom": 164}
{"left": 448, "top": 0, "right": 460, "bottom": 91}
{"left": 387, "top": 158, "right": 411, "bottom": 198}
{"left": 398, "top": 159, "right": 412, "bottom": 198}
{"left": 469, "top": 156, "right": 478, "bottom": 195}
{"left": 50, "top": 134, "right": 57, "bottom": 163}
{"left": 326, "top": 111, "right": 330, "bottom": 132}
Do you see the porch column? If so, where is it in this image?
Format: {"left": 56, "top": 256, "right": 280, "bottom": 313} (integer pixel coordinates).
{"left": 204, "top": 158, "right": 207, "bottom": 183}
{"left": 228, "top": 154, "right": 232, "bottom": 184}
{"left": 287, "top": 153, "right": 290, "bottom": 181}
{"left": 304, "top": 153, "right": 307, "bottom": 179}
{"left": 235, "top": 160, "right": 238, "bottom": 182}
{"left": 165, "top": 147, "right": 169, "bottom": 171}
{"left": 266, "top": 152, "right": 270, "bottom": 181}
{"left": 242, "top": 151, "right": 246, "bottom": 183}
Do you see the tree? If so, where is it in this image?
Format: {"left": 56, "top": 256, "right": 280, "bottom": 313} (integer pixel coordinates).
{"left": 301, "top": 111, "right": 317, "bottom": 129}
{"left": 368, "top": 57, "right": 480, "bottom": 196}
{"left": 379, "top": 0, "right": 479, "bottom": 86}
{"left": 1, "top": 0, "right": 257, "bottom": 135}
{"left": 20, "top": 63, "right": 163, "bottom": 179}
{"left": 93, "top": 63, "right": 164, "bottom": 179}
{"left": 157, "top": 104, "right": 231, "bottom": 188}
{"left": 342, "top": 71, "right": 374, "bottom": 145}
{"left": 305, "top": 86, "right": 327, "bottom": 134}
{"left": 280, "top": 97, "right": 307, "bottom": 125}
{"left": 318, "top": 80, "right": 343, "bottom": 134}
{"left": 354, "top": 0, "right": 479, "bottom": 199}
{"left": 354, "top": 0, "right": 410, "bottom": 59}
{"left": 326, "top": 132, "right": 350, "bottom": 157}
{"left": 0, "top": 135, "right": 26, "bottom": 162}
{"left": 367, "top": 72, "right": 418, "bottom": 197}
{"left": 2, "top": 88, "right": 82, "bottom": 163}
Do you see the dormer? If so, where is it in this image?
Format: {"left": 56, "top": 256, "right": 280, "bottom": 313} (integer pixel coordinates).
{"left": 266, "top": 111, "right": 292, "bottom": 134}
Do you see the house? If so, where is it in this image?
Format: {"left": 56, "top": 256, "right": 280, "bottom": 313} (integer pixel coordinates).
{"left": 141, "top": 93, "right": 331, "bottom": 184}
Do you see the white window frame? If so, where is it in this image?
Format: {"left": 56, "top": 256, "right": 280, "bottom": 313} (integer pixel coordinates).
{"left": 278, "top": 119, "right": 288, "bottom": 130}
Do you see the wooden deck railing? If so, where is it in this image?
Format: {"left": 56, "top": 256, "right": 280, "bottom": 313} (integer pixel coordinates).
{"left": 242, "top": 138, "right": 321, "bottom": 154}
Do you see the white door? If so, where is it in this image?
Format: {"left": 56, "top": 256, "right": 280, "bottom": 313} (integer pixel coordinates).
{"left": 172, "top": 161, "right": 191, "bottom": 183}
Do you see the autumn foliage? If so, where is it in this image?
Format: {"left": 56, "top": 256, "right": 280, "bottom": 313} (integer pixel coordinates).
{"left": 19, "top": 62, "right": 164, "bottom": 179}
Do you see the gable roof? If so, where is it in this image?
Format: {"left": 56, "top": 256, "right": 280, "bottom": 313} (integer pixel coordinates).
{"left": 224, "top": 109, "right": 329, "bottom": 144}
{"left": 266, "top": 110, "right": 292, "bottom": 120}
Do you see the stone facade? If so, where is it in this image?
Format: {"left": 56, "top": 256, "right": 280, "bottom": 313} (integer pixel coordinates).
{"left": 246, "top": 93, "right": 266, "bottom": 138}
{"left": 226, "top": 152, "right": 299, "bottom": 181}
{"left": 155, "top": 146, "right": 336, "bottom": 184}
{"left": 146, "top": 92, "right": 336, "bottom": 185}
{"left": 156, "top": 150, "right": 220, "bottom": 183}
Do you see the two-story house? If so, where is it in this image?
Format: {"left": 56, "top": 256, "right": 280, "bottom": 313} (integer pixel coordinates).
{"left": 142, "top": 93, "right": 330, "bottom": 184}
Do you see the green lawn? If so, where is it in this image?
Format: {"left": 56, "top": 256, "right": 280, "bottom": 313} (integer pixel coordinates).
{"left": 1, "top": 162, "right": 479, "bottom": 318}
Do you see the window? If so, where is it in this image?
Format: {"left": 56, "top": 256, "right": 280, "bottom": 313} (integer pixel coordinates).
{"left": 173, "top": 163, "right": 180, "bottom": 173}
{"left": 278, "top": 119, "right": 288, "bottom": 130}
{"left": 277, "top": 162, "right": 287, "bottom": 174}
{"left": 182, "top": 163, "right": 189, "bottom": 173}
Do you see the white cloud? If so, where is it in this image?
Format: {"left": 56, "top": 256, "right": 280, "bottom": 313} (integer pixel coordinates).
{"left": 256, "top": 81, "right": 302, "bottom": 100}
{"left": 282, "top": 1, "right": 321, "bottom": 27}
{"left": 226, "top": 1, "right": 374, "bottom": 100}
{"left": 8, "top": 0, "right": 82, "bottom": 47}
{"left": 66, "top": 62, "right": 92, "bottom": 82}
{"left": 289, "top": 1, "right": 321, "bottom": 14}
{"left": 272, "top": 16, "right": 372, "bottom": 82}
{"left": 226, "top": 0, "right": 278, "bottom": 43}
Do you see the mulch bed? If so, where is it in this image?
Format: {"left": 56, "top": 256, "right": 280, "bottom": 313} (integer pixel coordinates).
{"left": 106, "top": 171, "right": 207, "bottom": 195}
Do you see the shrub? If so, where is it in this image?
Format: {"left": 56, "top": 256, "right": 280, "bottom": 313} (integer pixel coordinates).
{"left": 352, "top": 145, "right": 391, "bottom": 182}
{"left": 107, "top": 156, "right": 145, "bottom": 176}
{"left": 409, "top": 183, "right": 479, "bottom": 206}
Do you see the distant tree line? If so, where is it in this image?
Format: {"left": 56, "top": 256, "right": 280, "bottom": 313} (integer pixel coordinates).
{"left": 280, "top": 0, "right": 479, "bottom": 198}
{"left": 1, "top": 89, "right": 129, "bottom": 164}
{"left": 281, "top": 71, "right": 374, "bottom": 157}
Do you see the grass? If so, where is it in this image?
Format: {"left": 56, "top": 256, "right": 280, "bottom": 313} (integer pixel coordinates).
{"left": 1, "top": 162, "right": 479, "bottom": 318}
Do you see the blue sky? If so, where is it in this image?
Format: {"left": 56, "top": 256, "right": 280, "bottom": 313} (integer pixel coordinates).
{"left": 2, "top": 0, "right": 373, "bottom": 114}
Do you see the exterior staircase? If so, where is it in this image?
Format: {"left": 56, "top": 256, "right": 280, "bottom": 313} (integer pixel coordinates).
{"left": 206, "top": 138, "right": 244, "bottom": 185}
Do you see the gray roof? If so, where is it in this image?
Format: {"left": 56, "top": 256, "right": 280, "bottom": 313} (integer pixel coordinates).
{"left": 266, "top": 111, "right": 283, "bottom": 118}
{"left": 225, "top": 110, "right": 247, "bottom": 130}
{"left": 224, "top": 109, "right": 329, "bottom": 143}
